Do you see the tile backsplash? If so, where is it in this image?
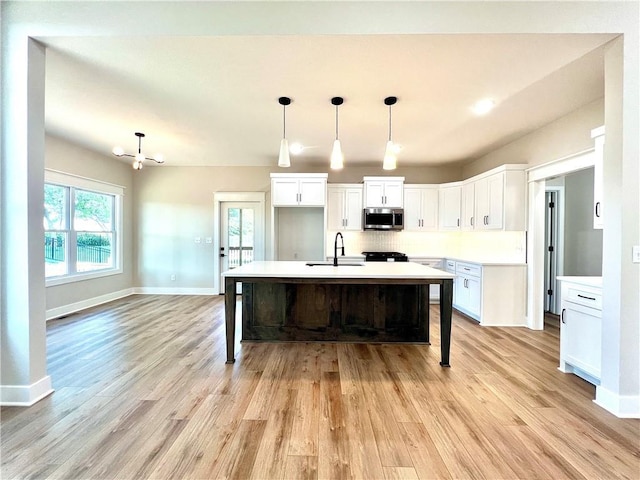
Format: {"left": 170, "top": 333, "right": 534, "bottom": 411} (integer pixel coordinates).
{"left": 328, "top": 230, "right": 526, "bottom": 263}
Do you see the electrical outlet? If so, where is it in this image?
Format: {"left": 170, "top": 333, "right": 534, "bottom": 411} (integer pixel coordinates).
{"left": 194, "top": 237, "right": 201, "bottom": 243}
{"left": 633, "top": 245, "right": 640, "bottom": 264}
{"left": 170, "top": 274, "right": 176, "bottom": 281}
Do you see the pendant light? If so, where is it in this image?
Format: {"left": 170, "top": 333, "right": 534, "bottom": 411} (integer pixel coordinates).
{"left": 383, "top": 96, "right": 398, "bottom": 170}
{"left": 278, "top": 97, "right": 291, "bottom": 167}
{"left": 330, "top": 97, "right": 344, "bottom": 169}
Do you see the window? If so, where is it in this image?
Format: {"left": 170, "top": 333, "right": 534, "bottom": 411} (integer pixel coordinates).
{"left": 44, "top": 170, "right": 123, "bottom": 283}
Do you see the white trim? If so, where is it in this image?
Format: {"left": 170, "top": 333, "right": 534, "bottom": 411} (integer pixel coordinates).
{"left": 46, "top": 266, "right": 124, "bottom": 287}
{"left": 527, "top": 149, "right": 595, "bottom": 183}
{"left": 45, "top": 169, "right": 125, "bottom": 195}
{"left": 46, "top": 288, "right": 134, "bottom": 321}
{"left": 132, "top": 287, "right": 218, "bottom": 295}
{"left": 213, "top": 192, "right": 266, "bottom": 294}
{"left": 527, "top": 147, "right": 599, "bottom": 330}
{"left": 0, "top": 376, "right": 54, "bottom": 406}
{"left": 595, "top": 386, "right": 640, "bottom": 418}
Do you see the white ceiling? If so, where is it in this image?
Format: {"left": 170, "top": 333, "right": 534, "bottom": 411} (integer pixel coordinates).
{"left": 42, "top": 33, "right": 613, "bottom": 169}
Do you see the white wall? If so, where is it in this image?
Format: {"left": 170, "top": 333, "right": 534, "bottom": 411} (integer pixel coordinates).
{"left": 45, "top": 135, "right": 134, "bottom": 313}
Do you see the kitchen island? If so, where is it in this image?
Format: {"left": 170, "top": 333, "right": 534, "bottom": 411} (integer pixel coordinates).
{"left": 222, "top": 261, "right": 455, "bottom": 366}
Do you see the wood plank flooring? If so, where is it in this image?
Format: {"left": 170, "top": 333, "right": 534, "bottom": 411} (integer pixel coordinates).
{"left": 1, "top": 294, "right": 638, "bottom": 479}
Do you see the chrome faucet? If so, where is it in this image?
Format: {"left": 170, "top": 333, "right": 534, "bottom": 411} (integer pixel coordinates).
{"left": 333, "top": 232, "right": 345, "bottom": 266}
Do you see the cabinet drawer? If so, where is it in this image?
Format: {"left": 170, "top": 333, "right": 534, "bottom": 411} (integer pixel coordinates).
{"left": 445, "top": 260, "right": 456, "bottom": 272}
{"left": 456, "top": 262, "right": 481, "bottom": 277}
{"left": 566, "top": 287, "right": 602, "bottom": 310}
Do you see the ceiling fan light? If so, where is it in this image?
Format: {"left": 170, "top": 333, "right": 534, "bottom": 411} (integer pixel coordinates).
{"left": 112, "top": 146, "right": 124, "bottom": 156}
{"left": 154, "top": 153, "right": 165, "bottom": 164}
{"left": 132, "top": 160, "right": 142, "bottom": 170}
{"left": 383, "top": 141, "right": 397, "bottom": 170}
{"left": 135, "top": 152, "right": 145, "bottom": 162}
{"left": 330, "top": 139, "right": 344, "bottom": 170}
{"left": 278, "top": 138, "right": 291, "bottom": 168}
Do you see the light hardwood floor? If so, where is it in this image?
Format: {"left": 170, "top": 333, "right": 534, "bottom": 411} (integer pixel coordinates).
{"left": 1, "top": 294, "right": 638, "bottom": 479}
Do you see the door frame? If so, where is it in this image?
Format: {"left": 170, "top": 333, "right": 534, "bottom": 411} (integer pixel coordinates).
{"left": 526, "top": 147, "right": 595, "bottom": 330}
{"left": 213, "top": 192, "right": 265, "bottom": 294}
{"left": 544, "top": 187, "right": 565, "bottom": 315}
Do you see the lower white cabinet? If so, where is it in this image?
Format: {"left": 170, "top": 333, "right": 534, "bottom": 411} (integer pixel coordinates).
{"left": 409, "top": 257, "right": 443, "bottom": 302}
{"left": 558, "top": 277, "right": 602, "bottom": 385}
{"left": 447, "top": 259, "right": 526, "bottom": 326}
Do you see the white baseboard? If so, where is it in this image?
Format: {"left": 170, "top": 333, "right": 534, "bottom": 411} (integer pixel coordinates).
{"left": 46, "top": 288, "right": 135, "bottom": 321}
{"left": 595, "top": 385, "right": 640, "bottom": 418}
{"left": 0, "top": 375, "right": 54, "bottom": 406}
{"left": 133, "top": 287, "right": 217, "bottom": 295}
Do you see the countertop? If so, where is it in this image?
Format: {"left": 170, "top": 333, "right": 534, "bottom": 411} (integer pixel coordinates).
{"left": 223, "top": 260, "right": 455, "bottom": 280}
{"left": 557, "top": 276, "right": 602, "bottom": 287}
{"left": 323, "top": 254, "right": 526, "bottom": 266}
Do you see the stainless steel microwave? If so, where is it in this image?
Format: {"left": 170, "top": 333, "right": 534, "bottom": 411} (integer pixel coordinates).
{"left": 363, "top": 208, "right": 404, "bottom": 231}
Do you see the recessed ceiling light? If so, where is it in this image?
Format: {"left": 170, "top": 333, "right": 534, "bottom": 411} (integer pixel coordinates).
{"left": 472, "top": 98, "right": 496, "bottom": 116}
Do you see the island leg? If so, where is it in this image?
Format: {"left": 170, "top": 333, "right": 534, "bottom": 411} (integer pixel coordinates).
{"left": 225, "top": 277, "right": 237, "bottom": 364}
{"left": 439, "top": 279, "right": 453, "bottom": 367}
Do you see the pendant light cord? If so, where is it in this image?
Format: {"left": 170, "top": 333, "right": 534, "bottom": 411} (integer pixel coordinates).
{"left": 283, "top": 104, "right": 286, "bottom": 138}
{"left": 388, "top": 104, "right": 392, "bottom": 142}
{"left": 335, "top": 105, "right": 339, "bottom": 140}
{"left": 138, "top": 135, "right": 142, "bottom": 154}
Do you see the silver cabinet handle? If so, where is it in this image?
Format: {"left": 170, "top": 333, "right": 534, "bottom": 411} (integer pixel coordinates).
{"left": 470, "top": 217, "right": 474, "bottom": 226}
{"left": 457, "top": 218, "right": 460, "bottom": 227}
{"left": 561, "top": 308, "right": 566, "bottom": 323}
{"left": 595, "top": 202, "right": 601, "bottom": 218}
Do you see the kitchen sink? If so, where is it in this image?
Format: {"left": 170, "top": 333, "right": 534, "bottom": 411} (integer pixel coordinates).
{"left": 305, "top": 262, "right": 364, "bottom": 267}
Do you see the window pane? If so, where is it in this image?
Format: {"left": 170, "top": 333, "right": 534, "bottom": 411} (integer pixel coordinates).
{"left": 44, "top": 184, "right": 67, "bottom": 230}
{"left": 76, "top": 232, "right": 113, "bottom": 272}
{"left": 45, "top": 232, "right": 67, "bottom": 277}
{"left": 74, "top": 189, "right": 114, "bottom": 231}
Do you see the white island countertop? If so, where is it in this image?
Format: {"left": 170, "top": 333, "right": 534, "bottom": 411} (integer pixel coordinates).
{"left": 222, "top": 260, "right": 455, "bottom": 280}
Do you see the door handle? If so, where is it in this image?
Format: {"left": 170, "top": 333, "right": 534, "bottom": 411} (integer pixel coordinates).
{"left": 220, "top": 254, "right": 226, "bottom": 257}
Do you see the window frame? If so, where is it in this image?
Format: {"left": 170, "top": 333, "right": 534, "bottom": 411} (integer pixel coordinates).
{"left": 45, "top": 169, "right": 124, "bottom": 286}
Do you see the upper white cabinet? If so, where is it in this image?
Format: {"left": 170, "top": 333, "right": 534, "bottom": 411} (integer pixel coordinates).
{"left": 439, "top": 183, "right": 462, "bottom": 230}
{"left": 591, "top": 126, "right": 604, "bottom": 230}
{"left": 271, "top": 173, "right": 327, "bottom": 207}
{"left": 363, "top": 176, "right": 404, "bottom": 208}
{"left": 327, "top": 184, "right": 363, "bottom": 231}
{"left": 460, "top": 165, "right": 526, "bottom": 231}
{"left": 404, "top": 185, "right": 439, "bottom": 231}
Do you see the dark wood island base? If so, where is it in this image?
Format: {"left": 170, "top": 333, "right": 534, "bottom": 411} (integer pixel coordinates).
{"left": 225, "top": 274, "right": 453, "bottom": 367}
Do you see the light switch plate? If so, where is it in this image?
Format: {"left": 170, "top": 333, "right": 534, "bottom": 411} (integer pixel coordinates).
{"left": 633, "top": 245, "right": 640, "bottom": 263}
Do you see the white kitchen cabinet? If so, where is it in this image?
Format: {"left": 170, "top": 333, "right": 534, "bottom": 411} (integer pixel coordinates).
{"left": 447, "top": 259, "right": 526, "bottom": 326}
{"left": 460, "top": 165, "right": 526, "bottom": 231}
{"left": 454, "top": 262, "right": 482, "bottom": 320}
{"left": 327, "top": 184, "right": 363, "bottom": 231}
{"left": 461, "top": 182, "right": 475, "bottom": 230}
{"left": 363, "top": 176, "right": 404, "bottom": 208}
{"left": 439, "top": 183, "right": 462, "bottom": 230}
{"left": 271, "top": 173, "right": 327, "bottom": 207}
{"left": 591, "top": 126, "right": 604, "bottom": 230}
{"left": 558, "top": 277, "right": 602, "bottom": 384}
{"left": 404, "top": 185, "right": 438, "bottom": 231}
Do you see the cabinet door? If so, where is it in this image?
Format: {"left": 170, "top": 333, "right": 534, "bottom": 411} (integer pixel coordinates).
{"left": 327, "top": 188, "right": 345, "bottom": 230}
{"left": 272, "top": 179, "right": 301, "bottom": 206}
{"left": 466, "top": 276, "right": 481, "bottom": 318}
{"left": 299, "top": 179, "right": 326, "bottom": 206}
{"left": 403, "top": 188, "right": 423, "bottom": 231}
{"left": 461, "top": 182, "right": 475, "bottom": 229}
{"left": 454, "top": 275, "right": 468, "bottom": 311}
{"left": 439, "top": 185, "right": 461, "bottom": 230}
{"left": 485, "top": 173, "right": 504, "bottom": 229}
{"left": 344, "top": 188, "right": 363, "bottom": 230}
{"left": 364, "top": 182, "right": 385, "bottom": 207}
{"left": 383, "top": 181, "right": 404, "bottom": 207}
{"left": 561, "top": 302, "right": 602, "bottom": 379}
{"left": 593, "top": 134, "right": 604, "bottom": 229}
{"left": 420, "top": 187, "right": 439, "bottom": 230}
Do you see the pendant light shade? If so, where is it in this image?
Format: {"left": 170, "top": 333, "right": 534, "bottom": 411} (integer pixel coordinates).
{"left": 383, "top": 96, "right": 398, "bottom": 170}
{"left": 330, "top": 97, "right": 344, "bottom": 170}
{"left": 278, "top": 97, "right": 291, "bottom": 167}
